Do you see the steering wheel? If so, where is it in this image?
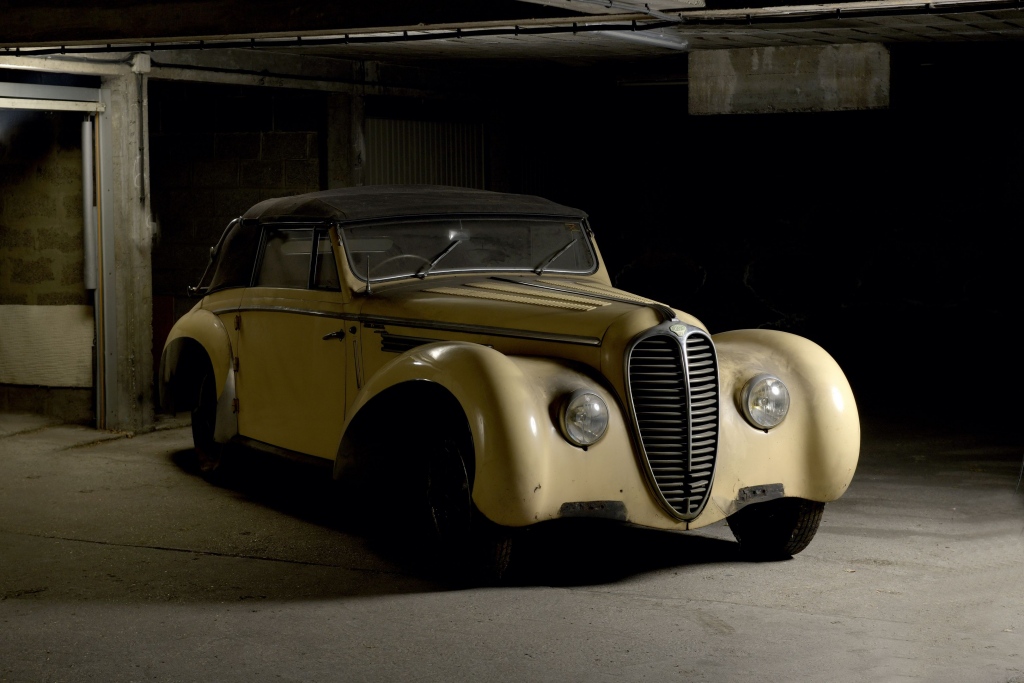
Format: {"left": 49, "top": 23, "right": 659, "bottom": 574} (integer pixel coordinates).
{"left": 368, "top": 253, "right": 432, "bottom": 277}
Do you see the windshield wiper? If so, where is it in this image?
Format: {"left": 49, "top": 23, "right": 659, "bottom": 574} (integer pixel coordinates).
{"left": 417, "top": 239, "right": 463, "bottom": 279}
{"left": 534, "top": 237, "right": 578, "bottom": 276}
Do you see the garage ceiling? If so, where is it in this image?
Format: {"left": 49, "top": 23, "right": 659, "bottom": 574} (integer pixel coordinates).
{"left": 295, "top": 5, "right": 1024, "bottom": 61}
{"left": 1, "top": 0, "right": 1022, "bottom": 64}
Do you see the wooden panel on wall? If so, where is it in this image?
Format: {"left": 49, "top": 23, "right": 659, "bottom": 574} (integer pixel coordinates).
{"left": 0, "top": 304, "right": 93, "bottom": 388}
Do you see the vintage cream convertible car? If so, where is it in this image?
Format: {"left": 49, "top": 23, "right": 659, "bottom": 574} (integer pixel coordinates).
{"left": 159, "top": 186, "right": 859, "bottom": 576}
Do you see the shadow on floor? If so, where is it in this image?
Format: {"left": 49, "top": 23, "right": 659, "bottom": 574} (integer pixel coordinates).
{"left": 169, "top": 445, "right": 749, "bottom": 590}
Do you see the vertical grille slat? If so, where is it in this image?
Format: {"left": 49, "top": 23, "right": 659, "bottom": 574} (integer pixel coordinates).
{"left": 627, "top": 331, "right": 720, "bottom": 521}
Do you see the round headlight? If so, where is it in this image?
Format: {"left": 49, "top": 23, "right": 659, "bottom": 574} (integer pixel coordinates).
{"left": 561, "top": 391, "right": 609, "bottom": 447}
{"left": 741, "top": 374, "right": 790, "bottom": 430}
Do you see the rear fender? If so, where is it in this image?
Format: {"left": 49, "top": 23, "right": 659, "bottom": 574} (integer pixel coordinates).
{"left": 158, "top": 308, "right": 238, "bottom": 443}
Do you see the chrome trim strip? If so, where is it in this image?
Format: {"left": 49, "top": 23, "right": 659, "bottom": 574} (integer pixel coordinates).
{"left": 352, "top": 264, "right": 600, "bottom": 286}
{"left": 680, "top": 328, "right": 720, "bottom": 521}
{"left": 203, "top": 305, "right": 235, "bottom": 316}
{"left": 203, "top": 305, "right": 602, "bottom": 346}
{"left": 355, "top": 314, "right": 602, "bottom": 347}
{"left": 207, "top": 304, "right": 346, "bottom": 319}
{"left": 624, "top": 327, "right": 689, "bottom": 523}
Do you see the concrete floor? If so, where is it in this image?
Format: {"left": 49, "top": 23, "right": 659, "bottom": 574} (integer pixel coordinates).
{"left": 1, "top": 412, "right": 1022, "bottom": 683}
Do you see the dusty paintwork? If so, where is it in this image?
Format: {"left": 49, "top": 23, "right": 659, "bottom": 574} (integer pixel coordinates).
{"left": 159, "top": 186, "right": 859, "bottom": 538}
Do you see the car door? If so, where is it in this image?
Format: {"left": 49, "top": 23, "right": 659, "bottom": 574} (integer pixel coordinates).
{"left": 235, "top": 223, "right": 349, "bottom": 460}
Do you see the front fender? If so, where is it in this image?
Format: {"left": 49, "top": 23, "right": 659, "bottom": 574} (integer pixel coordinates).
{"left": 704, "top": 329, "right": 860, "bottom": 524}
{"left": 340, "top": 342, "right": 658, "bottom": 528}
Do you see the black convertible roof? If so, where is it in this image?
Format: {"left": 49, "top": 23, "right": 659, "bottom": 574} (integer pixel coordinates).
{"left": 242, "top": 185, "right": 588, "bottom": 222}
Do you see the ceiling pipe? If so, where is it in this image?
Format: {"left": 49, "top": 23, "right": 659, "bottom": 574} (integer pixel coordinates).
{"left": 0, "top": 21, "right": 682, "bottom": 57}
{"left": 0, "top": 0, "right": 1019, "bottom": 56}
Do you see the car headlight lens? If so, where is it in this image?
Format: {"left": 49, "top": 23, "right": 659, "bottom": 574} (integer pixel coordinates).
{"left": 561, "top": 391, "right": 609, "bottom": 447}
{"left": 741, "top": 374, "right": 790, "bottom": 430}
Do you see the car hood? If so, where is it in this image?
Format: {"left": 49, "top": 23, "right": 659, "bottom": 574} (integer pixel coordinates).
{"left": 353, "top": 275, "right": 705, "bottom": 348}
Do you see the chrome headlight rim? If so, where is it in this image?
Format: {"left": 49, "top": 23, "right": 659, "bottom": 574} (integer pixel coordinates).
{"left": 559, "top": 389, "right": 610, "bottom": 448}
{"left": 740, "top": 373, "right": 790, "bottom": 431}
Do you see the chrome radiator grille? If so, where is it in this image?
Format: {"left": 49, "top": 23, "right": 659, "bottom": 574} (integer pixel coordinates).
{"left": 627, "top": 330, "right": 720, "bottom": 520}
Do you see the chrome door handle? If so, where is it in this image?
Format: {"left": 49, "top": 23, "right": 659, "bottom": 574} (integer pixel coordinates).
{"left": 322, "top": 329, "right": 346, "bottom": 341}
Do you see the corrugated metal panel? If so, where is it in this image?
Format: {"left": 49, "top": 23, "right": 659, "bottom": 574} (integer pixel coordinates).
{"left": 365, "top": 119, "right": 484, "bottom": 189}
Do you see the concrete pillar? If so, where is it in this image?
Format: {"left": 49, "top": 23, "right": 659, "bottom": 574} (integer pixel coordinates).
{"left": 99, "top": 64, "right": 154, "bottom": 431}
{"left": 327, "top": 93, "right": 366, "bottom": 188}
{"left": 689, "top": 44, "right": 890, "bottom": 115}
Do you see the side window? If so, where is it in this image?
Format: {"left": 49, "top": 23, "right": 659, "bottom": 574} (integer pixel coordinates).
{"left": 257, "top": 229, "right": 314, "bottom": 288}
{"left": 313, "top": 233, "right": 340, "bottom": 291}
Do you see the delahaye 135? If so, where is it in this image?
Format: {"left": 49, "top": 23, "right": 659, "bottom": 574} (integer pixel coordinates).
{"left": 159, "top": 186, "right": 860, "bottom": 578}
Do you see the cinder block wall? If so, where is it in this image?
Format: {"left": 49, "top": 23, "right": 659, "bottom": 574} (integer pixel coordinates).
{"left": 0, "top": 109, "right": 92, "bottom": 422}
{"left": 148, "top": 82, "right": 326, "bottom": 365}
{"left": 0, "top": 110, "right": 86, "bottom": 307}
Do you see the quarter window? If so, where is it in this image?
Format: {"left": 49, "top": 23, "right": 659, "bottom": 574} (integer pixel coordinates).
{"left": 254, "top": 226, "right": 340, "bottom": 291}
{"left": 257, "top": 229, "right": 314, "bottom": 288}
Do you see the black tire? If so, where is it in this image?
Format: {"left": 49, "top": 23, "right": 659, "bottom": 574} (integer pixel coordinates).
{"left": 426, "top": 436, "right": 474, "bottom": 547}
{"left": 424, "top": 434, "right": 514, "bottom": 582}
{"left": 726, "top": 497, "right": 825, "bottom": 560}
{"left": 191, "top": 371, "right": 227, "bottom": 480}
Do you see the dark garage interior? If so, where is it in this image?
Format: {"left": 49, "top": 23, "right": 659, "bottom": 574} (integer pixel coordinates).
{"left": 1, "top": 2, "right": 1022, "bottom": 681}
{"left": 145, "top": 44, "right": 1024, "bottom": 427}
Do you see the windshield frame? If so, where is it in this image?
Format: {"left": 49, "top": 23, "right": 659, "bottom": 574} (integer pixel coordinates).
{"left": 337, "top": 213, "right": 600, "bottom": 284}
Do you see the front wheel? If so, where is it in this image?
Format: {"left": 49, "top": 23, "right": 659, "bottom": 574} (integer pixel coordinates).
{"left": 425, "top": 435, "right": 513, "bottom": 582}
{"left": 726, "top": 498, "right": 825, "bottom": 560}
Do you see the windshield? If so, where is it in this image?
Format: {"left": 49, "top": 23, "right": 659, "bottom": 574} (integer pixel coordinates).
{"left": 340, "top": 215, "right": 598, "bottom": 282}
